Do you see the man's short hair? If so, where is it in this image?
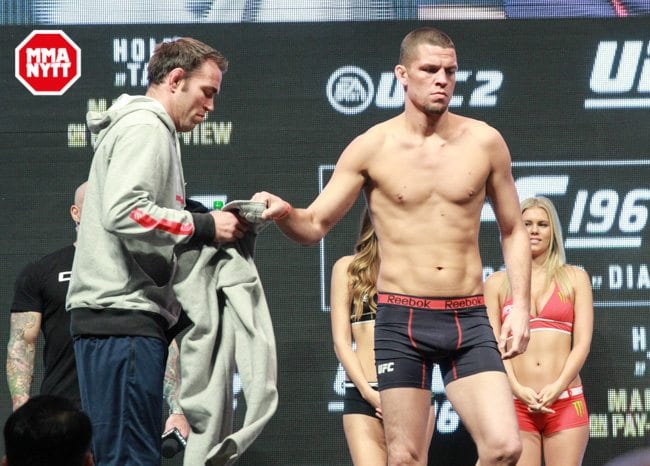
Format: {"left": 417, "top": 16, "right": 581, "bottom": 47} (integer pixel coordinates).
{"left": 4, "top": 395, "right": 92, "bottom": 466}
{"left": 399, "top": 27, "right": 455, "bottom": 66}
{"left": 147, "top": 37, "right": 228, "bottom": 85}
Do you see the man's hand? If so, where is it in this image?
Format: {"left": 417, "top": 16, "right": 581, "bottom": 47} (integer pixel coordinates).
{"left": 11, "top": 394, "right": 29, "bottom": 412}
{"left": 209, "top": 210, "right": 248, "bottom": 242}
{"left": 251, "top": 191, "right": 292, "bottom": 221}
{"left": 499, "top": 307, "right": 529, "bottom": 359}
{"left": 164, "top": 413, "right": 190, "bottom": 439}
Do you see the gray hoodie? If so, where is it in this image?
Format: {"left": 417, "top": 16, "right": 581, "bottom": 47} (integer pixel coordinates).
{"left": 173, "top": 202, "right": 277, "bottom": 466}
{"left": 67, "top": 94, "right": 214, "bottom": 340}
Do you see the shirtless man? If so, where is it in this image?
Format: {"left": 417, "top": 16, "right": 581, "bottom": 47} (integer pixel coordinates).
{"left": 254, "top": 27, "right": 531, "bottom": 465}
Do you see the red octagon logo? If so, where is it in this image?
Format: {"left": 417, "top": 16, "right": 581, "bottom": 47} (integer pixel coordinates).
{"left": 15, "top": 30, "right": 81, "bottom": 96}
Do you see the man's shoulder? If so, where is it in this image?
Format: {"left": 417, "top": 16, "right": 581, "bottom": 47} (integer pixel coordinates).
{"left": 450, "top": 113, "right": 501, "bottom": 139}
{"left": 116, "top": 106, "right": 169, "bottom": 128}
{"left": 12, "top": 245, "right": 74, "bottom": 297}
{"left": 104, "top": 96, "right": 171, "bottom": 132}
{"left": 350, "top": 116, "right": 400, "bottom": 149}
{"left": 38, "top": 244, "right": 75, "bottom": 264}
{"left": 359, "top": 118, "right": 394, "bottom": 139}
{"left": 450, "top": 114, "right": 508, "bottom": 160}
{"left": 339, "top": 122, "right": 390, "bottom": 161}
{"left": 89, "top": 95, "right": 170, "bottom": 136}
{"left": 23, "top": 245, "right": 73, "bottom": 275}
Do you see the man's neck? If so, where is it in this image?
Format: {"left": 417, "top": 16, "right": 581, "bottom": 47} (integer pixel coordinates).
{"left": 403, "top": 107, "right": 450, "bottom": 137}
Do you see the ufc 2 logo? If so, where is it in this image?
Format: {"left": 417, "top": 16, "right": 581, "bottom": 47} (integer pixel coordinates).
{"left": 377, "top": 362, "right": 395, "bottom": 374}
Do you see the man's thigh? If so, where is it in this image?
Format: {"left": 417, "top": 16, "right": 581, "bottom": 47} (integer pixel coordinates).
{"left": 74, "top": 336, "right": 167, "bottom": 466}
{"left": 380, "top": 387, "right": 432, "bottom": 455}
{"left": 445, "top": 371, "right": 518, "bottom": 447}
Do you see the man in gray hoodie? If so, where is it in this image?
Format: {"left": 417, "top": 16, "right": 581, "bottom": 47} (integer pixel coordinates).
{"left": 66, "top": 37, "right": 247, "bottom": 466}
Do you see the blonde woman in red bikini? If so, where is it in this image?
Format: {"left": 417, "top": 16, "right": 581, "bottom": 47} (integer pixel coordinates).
{"left": 485, "top": 196, "right": 593, "bottom": 466}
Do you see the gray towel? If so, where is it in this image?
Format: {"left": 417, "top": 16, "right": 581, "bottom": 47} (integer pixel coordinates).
{"left": 174, "top": 201, "right": 277, "bottom": 466}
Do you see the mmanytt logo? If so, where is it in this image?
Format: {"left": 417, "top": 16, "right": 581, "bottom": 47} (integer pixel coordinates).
{"left": 585, "top": 40, "right": 650, "bottom": 109}
{"left": 326, "top": 66, "right": 375, "bottom": 115}
{"left": 326, "top": 65, "right": 503, "bottom": 115}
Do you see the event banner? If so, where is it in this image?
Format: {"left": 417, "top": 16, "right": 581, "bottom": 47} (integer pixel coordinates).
{"left": 1, "top": 18, "right": 649, "bottom": 465}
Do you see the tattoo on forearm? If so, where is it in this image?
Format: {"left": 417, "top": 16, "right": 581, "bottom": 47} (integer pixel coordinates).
{"left": 6, "top": 314, "right": 38, "bottom": 410}
{"left": 163, "top": 342, "right": 182, "bottom": 414}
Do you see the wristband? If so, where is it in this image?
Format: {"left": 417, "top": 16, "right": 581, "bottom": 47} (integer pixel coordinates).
{"left": 274, "top": 202, "right": 292, "bottom": 220}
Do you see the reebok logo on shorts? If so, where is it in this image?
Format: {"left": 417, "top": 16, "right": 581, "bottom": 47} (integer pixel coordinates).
{"left": 379, "top": 292, "right": 485, "bottom": 310}
{"left": 443, "top": 296, "right": 484, "bottom": 309}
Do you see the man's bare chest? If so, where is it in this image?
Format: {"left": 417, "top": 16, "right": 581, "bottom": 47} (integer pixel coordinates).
{"left": 368, "top": 148, "right": 489, "bottom": 206}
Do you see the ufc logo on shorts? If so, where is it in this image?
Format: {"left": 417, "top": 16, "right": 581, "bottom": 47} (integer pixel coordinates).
{"left": 377, "top": 362, "right": 395, "bottom": 374}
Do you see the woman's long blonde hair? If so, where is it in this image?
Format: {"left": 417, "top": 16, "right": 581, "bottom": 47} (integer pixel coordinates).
{"left": 503, "top": 197, "right": 572, "bottom": 301}
{"left": 347, "top": 209, "right": 380, "bottom": 321}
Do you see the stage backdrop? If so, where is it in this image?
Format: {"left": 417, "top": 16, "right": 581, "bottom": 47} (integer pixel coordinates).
{"left": 1, "top": 17, "right": 649, "bottom": 465}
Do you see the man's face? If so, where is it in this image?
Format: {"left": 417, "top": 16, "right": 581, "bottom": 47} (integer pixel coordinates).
{"left": 399, "top": 44, "right": 457, "bottom": 116}
{"left": 172, "top": 59, "right": 223, "bottom": 132}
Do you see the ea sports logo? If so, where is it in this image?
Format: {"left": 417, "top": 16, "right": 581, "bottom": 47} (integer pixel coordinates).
{"left": 15, "top": 30, "right": 81, "bottom": 96}
{"left": 326, "top": 66, "right": 374, "bottom": 115}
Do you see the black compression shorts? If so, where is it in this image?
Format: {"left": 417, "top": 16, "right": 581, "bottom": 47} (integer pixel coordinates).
{"left": 342, "top": 381, "right": 435, "bottom": 417}
{"left": 374, "top": 292, "right": 505, "bottom": 391}
{"left": 343, "top": 383, "right": 378, "bottom": 418}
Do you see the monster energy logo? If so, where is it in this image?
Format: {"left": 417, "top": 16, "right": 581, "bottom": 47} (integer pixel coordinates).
{"left": 573, "top": 400, "right": 585, "bottom": 417}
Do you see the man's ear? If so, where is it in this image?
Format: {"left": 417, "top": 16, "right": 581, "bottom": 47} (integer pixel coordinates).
{"left": 84, "top": 451, "right": 95, "bottom": 466}
{"left": 70, "top": 204, "right": 81, "bottom": 224}
{"left": 394, "top": 64, "right": 408, "bottom": 86}
{"left": 167, "top": 68, "right": 186, "bottom": 92}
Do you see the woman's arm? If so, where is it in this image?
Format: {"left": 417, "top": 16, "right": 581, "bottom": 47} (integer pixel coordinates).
{"left": 330, "top": 256, "right": 380, "bottom": 412}
{"left": 538, "top": 266, "right": 593, "bottom": 407}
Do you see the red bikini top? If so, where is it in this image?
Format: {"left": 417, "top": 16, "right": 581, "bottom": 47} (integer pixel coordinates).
{"left": 501, "top": 284, "right": 573, "bottom": 335}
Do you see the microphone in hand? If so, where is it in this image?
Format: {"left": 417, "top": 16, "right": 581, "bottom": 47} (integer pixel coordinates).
{"left": 161, "top": 427, "right": 187, "bottom": 458}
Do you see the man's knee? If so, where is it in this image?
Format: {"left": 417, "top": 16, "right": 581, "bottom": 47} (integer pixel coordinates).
{"left": 386, "top": 440, "right": 428, "bottom": 466}
{"left": 496, "top": 438, "right": 521, "bottom": 465}
{"left": 387, "top": 448, "right": 426, "bottom": 466}
{"left": 478, "top": 434, "right": 521, "bottom": 465}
